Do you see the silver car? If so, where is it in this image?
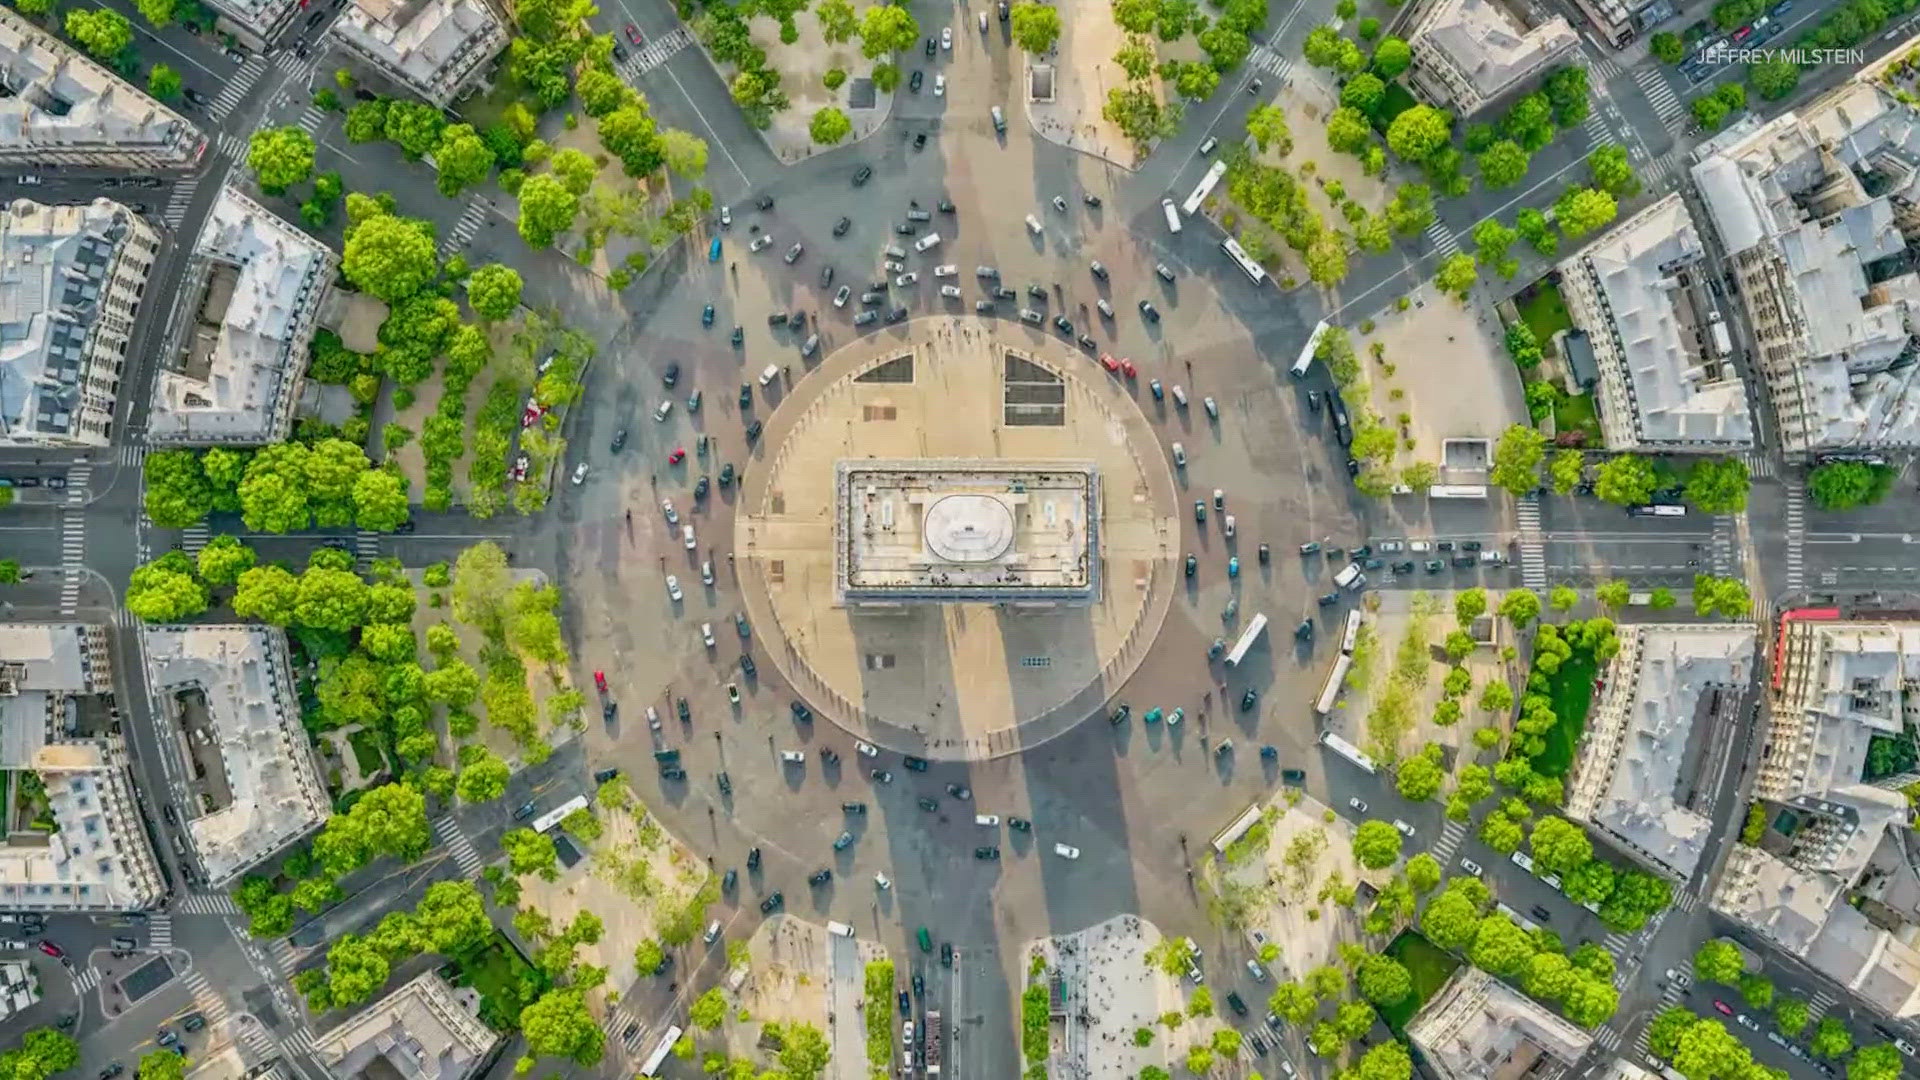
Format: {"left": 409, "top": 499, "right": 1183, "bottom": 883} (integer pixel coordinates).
{"left": 784, "top": 242, "right": 804, "bottom": 264}
{"left": 834, "top": 285, "right": 851, "bottom": 308}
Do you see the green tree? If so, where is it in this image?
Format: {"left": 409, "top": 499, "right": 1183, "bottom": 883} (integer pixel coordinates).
{"left": 127, "top": 552, "right": 209, "bottom": 623}
{"left": 1517, "top": 207, "right": 1559, "bottom": 256}
{"left": 1549, "top": 585, "right": 1579, "bottom": 612}
{"left": 1543, "top": 65, "right": 1590, "bottom": 126}
{"left": 1529, "top": 816, "right": 1593, "bottom": 873}
{"left": 1352, "top": 820, "right": 1404, "bottom": 868}
{"left": 65, "top": 8, "right": 132, "bottom": 59}
{"left": 809, "top": 106, "right": 852, "bottom": 145}
{"left": 1693, "top": 939, "right": 1747, "bottom": 984}
{"left": 519, "top": 988, "right": 605, "bottom": 1065}
{"left": 1562, "top": 970, "right": 1619, "bottom": 1026}
{"left": 1010, "top": 1, "right": 1061, "bottom": 51}
{"left": 231, "top": 565, "right": 299, "bottom": 625}
{"left": 352, "top": 470, "right": 410, "bottom": 532}
{"left": 1341, "top": 73, "right": 1387, "bottom": 115}
{"left": 1468, "top": 914, "right": 1534, "bottom": 976}
{"left": 1387, "top": 104, "right": 1451, "bottom": 163}
{"left": 1373, "top": 36, "right": 1411, "bottom": 78}
{"left": 433, "top": 123, "right": 495, "bottom": 197}
{"left": 1434, "top": 252, "right": 1478, "bottom": 300}
{"left": 817, "top": 0, "right": 856, "bottom": 41}
{"left": 343, "top": 214, "right": 438, "bottom": 302}
{"left": 137, "top": 1050, "right": 187, "bottom": 1080}
{"left": 1357, "top": 1040, "right": 1412, "bottom": 1080}
{"left": 1684, "top": 457, "right": 1751, "bottom": 513}
{"left": 1595, "top": 579, "right": 1631, "bottom": 611}
{"left": 1357, "top": 954, "right": 1412, "bottom": 1005}
{"left": 456, "top": 748, "right": 511, "bottom": 802}
{"left": 1809, "top": 1015, "right": 1852, "bottom": 1058}
{"left": 1472, "top": 219, "right": 1519, "bottom": 279}
{"left": 1594, "top": 454, "right": 1657, "bottom": 505}
{"left": 598, "top": 104, "right": 665, "bottom": 175}
{"left": 660, "top": 128, "right": 708, "bottom": 179}
{"left": 466, "top": 264, "right": 523, "bottom": 321}
{"left": 1808, "top": 461, "right": 1897, "bottom": 510}
{"left": 1420, "top": 889, "right": 1482, "bottom": 950}
{"left": 1750, "top": 57, "right": 1799, "bottom": 100}
{"left": 516, "top": 173, "right": 579, "bottom": 247}
{"left": 143, "top": 449, "right": 214, "bottom": 528}
{"left": 1774, "top": 997, "right": 1809, "bottom": 1037}
{"left": 1503, "top": 92, "right": 1555, "bottom": 150}
{"left": 247, "top": 126, "right": 316, "bottom": 193}
{"left": 1247, "top": 102, "right": 1293, "bottom": 154}
{"left": 689, "top": 987, "right": 727, "bottom": 1030}
{"left": 1490, "top": 423, "right": 1546, "bottom": 494}
{"left": 503, "top": 826, "right": 560, "bottom": 879}
{"left": 1739, "top": 973, "right": 1774, "bottom": 1009}
{"left": 1548, "top": 448, "right": 1584, "bottom": 494}
{"left": 1587, "top": 143, "right": 1641, "bottom": 197}
{"left": 1477, "top": 140, "right": 1529, "bottom": 188}
{"left": 1693, "top": 574, "right": 1752, "bottom": 620}
{"left": 1327, "top": 106, "right": 1376, "bottom": 153}
{"left": 147, "top": 63, "right": 182, "bottom": 100}
{"left": 195, "top": 535, "right": 256, "bottom": 587}
{"left": 1524, "top": 950, "right": 1574, "bottom": 1000}
{"left": 1397, "top": 751, "right": 1445, "bottom": 802}
{"left": 1269, "top": 981, "right": 1317, "bottom": 1023}
{"left": 383, "top": 99, "right": 447, "bottom": 159}
{"left": 1554, "top": 186, "right": 1617, "bottom": 239}
{"left": 1851, "top": 1043, "right": 1904, "bottom": 1080}
{"left": 858, "top": 3, "right": 919, "bottom": 56}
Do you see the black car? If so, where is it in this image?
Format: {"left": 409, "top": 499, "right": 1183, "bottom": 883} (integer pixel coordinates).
{"left": 746, "top": 421, "right": 763, "bottom": 443}
{"left": 1110, "top": 704, "right": 1130, "bottom": 725}
{"left": 677, "top": 697, "right": 691, "bottom": 721}
{"left": 748, "top": 846, "right": 761, "bottom": 869}
{"left": 888, "top": 306, "right": 909, "bottom": 323}
{"left": 717, "top": 771, "right": 731, "bottom": 793}
{"left": 1185, "top": 555, "right": 1197, "bottom": 577}
{"left": 1077, "top": 334, "right": 1096, "bottom": 351}
{"left": 946, "top": 783, "right": 971, "bottom": 799}
{"left": 1295, "top": 619, "right": 1313, "bottom": 640}
{"left": 1027, "top": 283, "right": 1047, "bottom": 300}
{"left": 1139, "top": 300, "right": 1159, "bottom": 322}
{"left": 809, "top": 869, "right": 832, "bottom": 885}
{"left": 1346, "top": 458, "right": 1361, "bottom": 477}
{"left": 1227, "top": 992, "right": 1249, "bottom": 1017}
{"left": 895, "top": 222, "right": 917, "bottom": 235}
{"left": 924, "top": 35, "right": 936, "bottom": 55}
{"left": 898, "top": 990, "right": 911, "bottom": 1014}
{"left": 910, "top": 69, "right": 924, "bottom": 92}
{"left": 661, "top": 767, "right": 686, "bottom": 780}
{"left": 662, "top": 362, "right": 679, "bottom": 386}
{"left": 610, "top": 429, "right": 626, "bottom": 452}
{"left": 1318, "top": 592, "right": 1340, "bottom": 606}
{"left": 853, "top": 165, "right": 872, "bottom": 186}
{"left": 740, "top": 654, "right": 756, "bottom": 676}
{"left": 1425, "top": 560, "right": 1444, "bottom": 573}
{"left": 760, "top": 891, "right": 783, "bottom": 912}
{"left": 913, "top": 131, "right": 927, "bottom": 150}
{"left": 820, "top": 264, "right": 834, "bottom": 286}
{"left": 1452, "top": 554, "right": 1477, "bottom": 567}
{"left": 974, "top": 846, "right": 1000, "bottom": 860}
{"left": 720, "top": 463, "right": 736, "bottom": 486}
{"left": 513, "top": 801, "right": 537, "bottom": 820}
{"left": 912, "top": 972, "right": 925, "bottom": 995}
{"left": 1008, "top": 817, "right": 1032, "bottom": 832}
{"left": 938, "top": 199, "right": 955, "bottom": 212}
{"left": 919, "top": 797, "right": 939, "bottom": 811}
{"left": 739, "top": 384, "right": 752, "bottom": 409}
{"left": 1392, "top": 561, "right": 1416, "bottom": 575}
{"left": 904, "top": 755, "right": 929, "bottom": 771}
{"left": 183, "top": 88, "right": 211, "bottom": 106}
{"left": 791, "top": 700, "right": 813, "bottom": 722}
{"left": 756, "top": 195, "right": 774, "bottom": 210}
{"left": 731, "top": 326, "right": 743, "bottom": 346}
{"left": 997, "top": 0, "right": 1008, "bottom": 19}
{"left": 594, "top": 767, "right": 620, "bottom": 783}
{"left": 1258, "top": 543, "right": 1270, "bottom": 563}
{"left": 694, "top": 476, "right": 710, "bottom": 500}
{"left": 1307, "top": 390, "right": 1322, "bottom": 411}
{"left": 612, "top": 42, "right": 628, "bottom": 62}
{"left": 1052, "top": 315, "right": 1072, "bottom": 334}
{"left": 1462, "top": 540, "right": 1483, "bottom": 551}
{"left": 842, "top": 801, "right": 867, "bottom": 814}
{"left": 833, "top": 216, "right": 853, "bottom": 237}
{"left": 723, "top": 869, "right": 737, "bottom": 891}
{"left": 1240, "top": 688, "right": 1258, "bottom": 711}
{"left": 1531, "top": 905, "right": 1553, "bottom": 922}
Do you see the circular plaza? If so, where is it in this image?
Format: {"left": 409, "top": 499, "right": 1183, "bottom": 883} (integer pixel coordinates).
{"left": 732, "top": 317, "right": 1180, "bottom": 759}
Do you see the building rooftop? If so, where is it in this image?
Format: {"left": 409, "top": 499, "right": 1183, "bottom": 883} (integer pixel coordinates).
{"left": 1559, "top": 194, "right": 1753, "bottom": 448}
{"left": 314, "top": 971, "right": 498, "bottom": 1080}
{"left": 148, "top": 185, "right": 336, "bottom": 444}
{"left": 0, "top": 7, "right": 202, "bottom": 165}
{"left": 834, "top": 459, "right": 1099, "bottom": 603}
{"left": 1411, "top": 0, "right": 1578, "bottom": 108}
{"left": 331, "top": 0, "right": 505, "bottom": 107}
{"left": 0, "top": 198, "right": 151, "bottom": 445}
{"left": 0, "top": 622, "right": 110, "bottom": 767}
{"left": 1570, "top": 625, "right": 1755, "bottom": 882}
{"left": 141, "top": 624, "right": 328, "bottom": 886}
{"left": 1407, "top": 964, "right": 1593, "bottom": 1079}
{"left": 0, "top": 740, "right": 165, "bottom": 911}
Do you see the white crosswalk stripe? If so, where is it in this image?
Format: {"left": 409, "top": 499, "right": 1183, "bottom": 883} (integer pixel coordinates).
{"left": 59, "top": 508, "right": 85, "bottom": 616}
{"left": 270, "top": 938, "right": 298, "bottom": 974}
{"left": 73, "top": 966, "right": 101, "bottom": 993}
{"left": 208, "top": 55, "right": 269, "bottom": 121}
{"left": 1246, "top": 41, "right": 1291, "bottom": 79}
{"left": 1583, "top": 113, "right": 1611, "bottom": 146}
{"left": 1672, "top": 888, "right": 1698, "bottom": 913}
{"left": 149, "top": 914, "right": 173, "bottom": 950}
{"left": 1516, "top": 494, "right": 1547, "bottom": 588}
{"left": 434, "top": 816, "right": 485, "bottom": 874}
{"left": 1583, "top": 46, "right": 1623, "bottom": 81}
{"left": 177, "top": 892, "right": 242, "bottom": 915}
{"left": 296, "top": 105, "right": 327, "bottom": 134}
{"left": 1634, "top": 66, "right": 1685, "bottom": 123}
{"left": 439, "top": 196, "right": 489, "bottom": 258}
{"left": 1741, "top": 451, "right": 1774, "bottom": 479}
{"left": 216, "top": 131, "right": 248, "bottom": 164}
{"left": 64, "top": 465, "right": 90, "bottom": 507}
{"left": 1809, "top": 988, "right": 1838, "bottom": 1020}
{"left": 602, "top": 1004, "right": 645, "bottom": 1046}
{"left": 354, "top": 530, "right": 382, "bottom": 567}
{"left": 1592, "top": 1024, "right": 1623, "bottom": 1051}
{"left": 118, "top": 442, "right": 149, "bottom": 468}
{"left": 1604, "top": 931, "right": 1633, "bottom": 957}
{"left": 1430, "top": 819, "right": 1469, "bottom": 868}
{"left": 281, "top": 1026, "right": 319, "bottom": 1058}
{"left": 163, "top": 179, "right": 201, "bottom": 230}
{"left": 181, "top": 524, "right": 211, "bottom": 558}
{"left": 617, "top": 25, "right": 694, "bottom": 79}
{"left": 277, "top": 51, "right": 320, "bottom": 90}
{"left": 1425, "top": 221, "right": 1460, "bottom": 258}
{"left": 1785, "top": 480, "right": 1806, "bottom": 591}
{"left": 181, "top": 969, "right": 230, "bottom": 1023}
{"left": 1711, "top": 514, "right": 1735, "bottom": 577}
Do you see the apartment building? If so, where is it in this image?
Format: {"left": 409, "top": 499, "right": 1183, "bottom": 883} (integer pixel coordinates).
{"left": 313, "top": 972, "right": 500, "bottom": 1080}
{"left": 148, "top": 185, "right": 337, "bottom": 445}
{"left": 329, "top": 0, "right": 506, "bottom": 108}
{"left": 0, "top": 198, "right": 162, "bottom": 447}
{"left": 1407, "top": 965, "right": 1594, "bottom": 1078}
{"left": 201, "top": 0, "right": 299, "bottom": 51}
{"left": 1556, "top": 194, "right": 1755, "bottom": 453}
{"left": 1405, "top": 0, "right": 1579, "bottom": 117}
{"left": 0, "top": 7, "right": 205, "bottom": 170}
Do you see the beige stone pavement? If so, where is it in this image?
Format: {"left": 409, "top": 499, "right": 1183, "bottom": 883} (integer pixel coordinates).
{"left": 731, "top": 317, "right": 1180, "bottom": 760}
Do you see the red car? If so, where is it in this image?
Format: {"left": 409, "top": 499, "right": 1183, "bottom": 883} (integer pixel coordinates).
{"left": 625, "top": 22, "right": 644, "bottom": 44}
{"left": 1119, "top": 359, "right": 1137, "bottom": 378}
{"left": 593, "top": 671, "right": 607, "bottom": 693}
{"left": 37, "top": 941, "right": 62, "bottom": 958}
{"left": 668, "top": 447, "right": 686, "bottom": 465}
{"left": 1099, "top": 353, "right": 1120, "bottom": 373}
{"left": 1713, "top": 1000, "right": 1733, "bottom": 1016}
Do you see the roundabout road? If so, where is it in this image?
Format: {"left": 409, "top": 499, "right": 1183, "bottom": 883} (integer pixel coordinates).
{"left": 553, "top": 44, "right": 1377, "bottom": 1074}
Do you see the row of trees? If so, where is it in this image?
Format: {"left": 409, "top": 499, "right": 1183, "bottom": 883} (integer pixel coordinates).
{"left": 141, "top": 438, "right": 412, "bottom": 534}
{"left": 1485, "top": 423, "right": 1753, "bottom": 513}
{"left": 1421, "top": 876, "right": 1622, "bottom": 1025}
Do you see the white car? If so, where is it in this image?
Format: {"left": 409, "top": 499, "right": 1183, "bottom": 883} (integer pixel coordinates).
{"left": 1460, "top": 858, "right": 1483, "bottom": 877}
{"left": 1171, "top": 443, "right": 1186, "bottom": 467}
{"left": 701, "top": 623, "right": 715, "bottom": 647}
{"left": 834, "top": 285, "right": 851, "bottom": 308}
{"left": 896, "top": 272, "right": 918, "bottom": 287}
{"left": 939, "top": 285, "right": 961, "bottom": 298}
{"left": 941, "top": 25, "right": 951, "bottom": 48}
{"left": 683, "top": 524, "right": 696, "bottom": 549}
{"left": 976, "top": 814, "right": 1000, "bottom": 826}
{"left": 750, "top": 234, "right": 772, "bottom": 252}
{"left": 1246, "top": 959, "right": 1269, "bottom": 982}
{"left": 646, "top": 705, "right": 661, "bottom": 730}
{"left": 780, "top": 750, "right": 805, "bottom": 764}
{"left": 856, "top": 741, "right": 879, "bottom": 757}
{"left": 1053, "top": 843, "right": 1081, "bottom": 859}
{"left": 701, "top": 560, "right": 714, "bottom": 584}
{"left": 1393, "top": 819, "right": 1415, "bottom": 837}
{"left": 875, "top": 872, "right": 892, "bottom": 889}
{"left": 933, "top": 264, "right": 958, "bottom": 278}
{"left": 654, "top": 400, "right": 673, "bottom": 421}
{"left": 1223, "top": 514, "right": 1236, "bottom": 539}
{"left": 884, "top": 259, "right": 905, "bottom": 273}
{"left": 570, "top": 463, "right": 589, "bottom": 484}
{"left": 662, "top": 498, "right": 678, "bottom": 524}
{"left": 720, "top": 205, "right": 732, "bottom": 227}
{"left": 1348, "top": 797, "right": 1368, "bottom": 813}
{"left": 934, "top": 73, "right": 946, "bottom": 96}
{"left": 666, "top": 575, "right": 682, "bottom": 602}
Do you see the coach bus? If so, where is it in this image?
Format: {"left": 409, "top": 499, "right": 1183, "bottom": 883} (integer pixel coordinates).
{"left": 639, "top": 1025, "right": 684, "bottom": 1077}
{"left": 1315, "top": 654, "right": 1351, "bottom": 716}
{"left": 1224, "top": 613, "right": 1269, "bottom": 668}
{"left": 1182, "top": 158, "right": 1227, "bottom": 215}
{"left": 1292, "top": 320, "right": 1331, "bottom": 377}
{"left": 1220, "top": 236, "right": 1267, "bottom": 284}
{"left": 1339, "top": 610, "right": 1362, "bottom": 655}
{"left": 531, "top": 795, "right": 589, "bottom": 834}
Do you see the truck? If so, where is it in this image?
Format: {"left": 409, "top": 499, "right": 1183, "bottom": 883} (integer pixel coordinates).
{"left": 924, "top": 1010, "right": 943, "bottom": 1075}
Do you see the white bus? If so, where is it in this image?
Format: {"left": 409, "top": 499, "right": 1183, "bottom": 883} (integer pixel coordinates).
{"left": 1315, "top": 655, "right": 1351, "bottom": 716}
{"left": 1224, "top": 613, "right": 1268, "bottom": 668}
{"left": 1339, "top": 610, "right": 1362, "bottom": 655}
{"left": 639, "top": 1025, "right": 684, "bottom": 1077}
{"left": 1292, "top": 320, "right": 1330, "bottom": 377}
{"left": 1162, "top": 197, "right": 1182, "bottom": 233}
{"left": 1212, "top": 803, "right": 1264, "bottom": 854}
{"left": 1182, "top": 159, "right": 1227, "bottom": 215}
{"left": 531, "top": 795, "right": 589, "bottom": 834}
{"left": 1319, "top": 729, "right": 1376, "bottom": 772}
{"left": 1428, "top": 484, "right": 1488, "bottom": 498}
{"left": 1220, "top": 236, "right": 1267, "bottom": 284}
{"left": 1629, "top": 504, "right": 1687, "bottom": 517}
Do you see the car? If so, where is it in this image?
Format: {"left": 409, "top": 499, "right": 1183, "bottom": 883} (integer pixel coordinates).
{"left": 760, "top": 892, "right": 784, "bottom": 913}
{"left": 1008, "top": 817, "right": 1032, "bottom": 832}
{"left": 662, "top": 362, "right": 680, "bottom": 386}
{"left": 896, "top": 272, "right": 918, "bottom": 287}
{"left": 182, "top": 1013, "right": 206, "bottom": 1032}
{"left": 755, "top": 194, "right": 774, "bottom": 211}
{"left": 1393, "top": 819, "right": 1415, "bottom": 836}
{"left": 910, "top": 69, "right": 923, "bottom": 92}
{"left": 594, "top": 670, "right": 608, "bottom": 693}
{"left": 941, "top": 25, "right": 952, "bottom": 48}
{"left": 833, "top": 831, "right": 854, "bottom": 850}
{"left": 661, "top": 498, "right": 678, "bottom": 524}
{"left": 677, "top": 698, "right": 690, "bottom": 722}
{"left": 934, "top": 73, "right": 946, "bottom": 96}
{"left": 1185, "top": 555, "right": 1197, "bottom": 578}
{"left": 1737, "top": 1013, "right": 1760, "bottom": 1031}
{"left": 976, "top": 814, "right": 1001, "bottom": 826}
{"left": 780, "top": 750, "right": 806, "bottom": 765}
{"left": 1664, "top": 968, "right": 1693, "bottom": 989}
{"left": 735, "top": 611, "right": 750, "bottom": 636}
{"left": 939, "top": 199, "right": 955, "bottom": 212}
{"left": 843, "top": 801, "right": 867, "bottom": 814}
{"left": 1090, "top": 260, "right": 1108, "bottom": 280}
{"left": 569, "top": 462, "right": 589, "bottom": 485}
{"left": 946, "top": 782, "right": 972, "bottom": 799}
{"left": 1529, "top": 903, "right": 1553, "bottom": 922}
{"left": 1139, "top": 300, "right": 1159, "bottom": 322}
{"left": 37, "top": 941, "right": 61, "bottom": 957}
{"left": 1426, "top": 559, "right": 1445, "bottom": 573}
{"left": 819, "top": 265, "right": 834, "bottom": 288}
{"left": 624, "top": 22, "right": 643, "bottom": 43}
{"left": 1155, "top": 262, "right": 1176, "bottom": 281}
{"left": 833, "top": 216, "right": 852, "bottom": 236}
{"left": 871, "top": 769, "right": 892, "bottom": 783}
{"left": 1318, "top": 592, "right": 1340, "bottom": 607}
{"left": 665, "top": 576, "right": 682, "bottom": 602}
{"left": 1348, "top": 797, "right": 1368, "bottom": 814}
{"left": 183, "top": 87, "right": 212, "bottom": 107}
{"left": 739, "top": 653, "right": 756, "bottom": 676}
{"left": 694, "top": 476, "right": 709, "bottom": 500}
{"left": 834, "top": 284, "right": 851, "bottom": 308}
{"left": 810, "top": 868, "right": 833, "bottom": 885}
{"left": 1240, "top": 688, "right": 1258, "bottom": 711}
{"left": 904, "top": 755, "right": 929, "bottom": 771}
{"left": 853, "top": 165, "right": 872, "bottom": 186}
{"left": 750, "top": 234, "right": 772, "bottom": 252}
{"left": 1053, "top": 314, "right": 1073, "bottom": 334}
{"left": 784, "top": 242, "right": 804, "bottom": 264}
{"left": 702, "top": 561, "right": 715, "bottom": 586}
{"left": 855, "top": 740, "right": 879, "bottom": 758}
{"left": 974, "top": 846, "right": 1000, "bottom": 860}
{"left": 934, "top": 264, "right": 958, "bottom": 278}
{"left": 1713, "top": 1000, "right": 1734, "bottom": 1016}
{"left": 667, "top": 447, "right": 685, "bottom": 465}
{"left": 746, "top": 421, "right": 763, "bottom": 442}
{"left": 918, "top": 797, "right": 939, "bottom": 811}
{"left": 719, "top": 205, "right": 732, "bottom": 227}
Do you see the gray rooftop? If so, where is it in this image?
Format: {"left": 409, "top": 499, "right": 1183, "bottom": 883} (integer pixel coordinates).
{"left": 1412, "top": 0, "right": 1578, "bottom": 105}
{"left": 0, "top": 7, "right": 202, "bottom": 164}
{"left": 314, "top": 971, "right": 498, "bottom": 1080}
{"left": 331, "top": 0, "right": 505, "bottom": 107}
{"left": 1407, "top": 965, "right": 1593, "bottom": 1079}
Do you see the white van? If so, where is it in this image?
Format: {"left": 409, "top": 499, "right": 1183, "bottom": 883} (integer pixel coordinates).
{"left": 975, "top": 814, "right": 1000, "bottom": 826}
{"left": 1024, "top": 214, "right": 1043, "bottom": 236}
{"left": 759, "top": 364, "right": 780, "bottom": 386}
{"left": 826, "top": 920, "right": 855, "bottom": 938}
{"left": 1162, "top": 197, "right": 1182, "bottom": 233}
{"left": 1054, "top": 843, "right": 1081, "bottom": 859}
{"left": 991, "top": 105, "right": 1006, "bottom": 132}
{"left": 914, "top": 232, "right": 941, "bottom": 252}
{"left": 703, "top": 920, "right": 722, "bottom": 944}
{"left": 1332, "top": 562, "right": 1364, "bottom": 590}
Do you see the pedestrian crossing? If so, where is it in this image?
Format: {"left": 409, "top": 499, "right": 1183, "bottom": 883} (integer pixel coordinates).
{"left": 73, "top": 966, "right": 101, "bottom": 993}
{"left": 354, "top": 530, "right": 381, "bottom": 567}
{"left": 1246, "top": 41, "right": 1292, "bottom": 80}
{"left": 59, "top": 509, "right": 85, "bottom": 616}
{"left": 1808, "top": 988, "right": 1838, "bottom": 1020}
{"left": 439, "top": 197, "right": 489, "bottom": 258}
{"left": 216, "top": 131, "right": 248, "bottom": 164}
{"left": 295, "top": 105, "right": 327, "bottom": 134}
{"left": 1634, "top": 66, "right": 1685, "bottom": 124}
{"left": 181, "top": 968, "right": 231, "bottom": 1025}
{"left": 149, "top": 914, "right": 172, "bottom": 950}
{"left": 281, "top": 1026, "right": 320, "bottom": 1058}
{"left": 1672, "top": 887, "right": 1699, "bottom": 914}
{"left": 1516, "top": 494, "right": 1548, "bottom": 589}
{"left": 1582, "top": 112, "right": 1612, "bottom": 147}
{"left": 207, "top": 55, "right": 269, "bottom": 122}
{"left": 1591, "top": 1023, "right": 1624, "bottom": 1052}
{"left": 1430, "top": 819, "right": 1469, "bottom": 868}
{"left": 181, "top": 525, "right": 211, "bottom": 558}
{"left": 1425, "top": 221, "right": 1461, "bottom": 258}
{"left": 1583, "top": 45, "right": 1624, "bottom": 82}
{"left": 1784, "top": 480, "right": 1806, "bottom": 591}
{"left": 163, "top": 179, "right": 201, "bottom": 231}
{"left": 280, "top": 51, "right": 320, "bottom": 89}
{"left": 616, "top": 25, "right": 694, "bottom": 79}
{"left": 269, "top": 938, "right": 298, "bottom": 975}
{"left": 1740, "top": 450, "right": 1775, "bottom": 479}
{"left": 602, "top": 1004, "right": 646, "bottom": 1048}
{"left": 115, "top": 442, "right": 149, "bottom": 468}
{"left": 177, "top": 892, "right": 242, "bottom": 915}
{"left": 1711, "top": 515, "right": 1735, "bottom": 577}
{"left": 65, "top": 464, "right": 89, "bottom": 505}
{"left": 434, "top": 816, "right": 485, "bottom": 875}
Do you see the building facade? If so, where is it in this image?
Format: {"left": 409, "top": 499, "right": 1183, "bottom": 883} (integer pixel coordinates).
{"left": 201, "top": 0, "right": 299, "bottom": 51}
{"left": 0, "top": 198, "right": 162, "bottom": 447}
{"left": 329, "top": 0, "right": 506, "bottom": 107}
{"left": 0, "top": 7, "right": 205, "bottom": 170}
{"left": 1405, "top": 0, "right": 1579, "bottom": 117}
{"left": 313, "top": 972, "right": 500, "bottom": 1080}
{"left": 148, "top": 185, "right": 337, "bottom": 445}
{"left": 1407, "top": 965, "right": 1594, "bottom": 1078}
